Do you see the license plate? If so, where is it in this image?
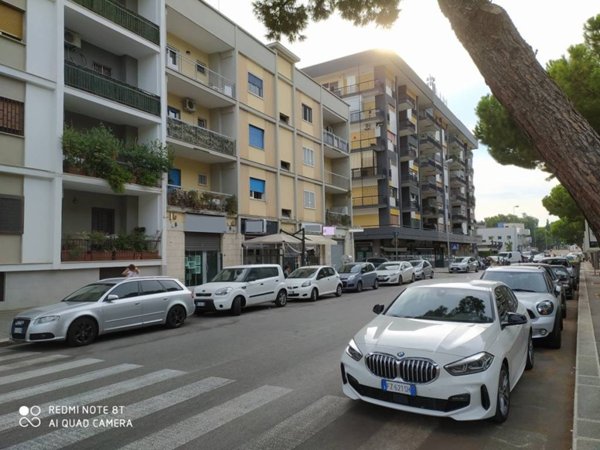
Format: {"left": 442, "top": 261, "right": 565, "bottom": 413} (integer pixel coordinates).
{"left": 381, "top": 379, "right": 416, "bottom": 396}
{"left": 13, "top": 327, "right": 23, "bottom": 334}
{"left": 195, "top": 301, "right": 205, "bottom": 307}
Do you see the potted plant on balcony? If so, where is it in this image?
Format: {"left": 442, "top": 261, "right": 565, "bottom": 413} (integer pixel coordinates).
{"left": 89, "top": 230, "right": 112, "bottom": 260}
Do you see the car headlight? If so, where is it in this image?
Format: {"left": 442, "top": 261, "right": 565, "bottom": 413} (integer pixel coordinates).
{"left": 345, "top": 339, "right": 363, "bottom": 361}
{"left": 536, "top": 300, "right": 554, "bottom": 315}
{"left": 34, "top": 315, "right": 60, "bottom": 324}
{"left": 301, "top": 280, "right": 312, "bottom": 287}
{"left": 214, "top": 287, "right": 233, "bottom": 296}
{"left": 444, "top": 352, "right": 494, "bottom": 376}
{"left": 347, "top": 274, "right": 356, "bottom": 280}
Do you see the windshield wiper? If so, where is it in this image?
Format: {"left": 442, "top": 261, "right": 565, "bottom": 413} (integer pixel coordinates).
{"left": 512, "top": 288, "right": 536, "bottom": 292}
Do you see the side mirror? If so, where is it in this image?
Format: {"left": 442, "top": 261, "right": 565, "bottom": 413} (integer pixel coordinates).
{"left": 501, "top": 312, "right": 528, "bottom": 328}
{"left": 105, "top": 294, "right": 119, "bottom": 302}
{"left": 373, "top": 304, "right": 385, "bottom": 314}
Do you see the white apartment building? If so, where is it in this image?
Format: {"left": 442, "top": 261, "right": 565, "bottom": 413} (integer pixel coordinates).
{"left": 477, "top": 222, "right": 532, "bottom": 253}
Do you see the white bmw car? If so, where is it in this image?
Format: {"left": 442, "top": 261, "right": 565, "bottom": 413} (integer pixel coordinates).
{"left": 341, "top": 281, "right": 533, "bottom": 422}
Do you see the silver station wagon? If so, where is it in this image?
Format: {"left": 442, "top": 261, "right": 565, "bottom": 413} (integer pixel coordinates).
{"left": 10, "top": 277, "right": 194, "bottom": 346}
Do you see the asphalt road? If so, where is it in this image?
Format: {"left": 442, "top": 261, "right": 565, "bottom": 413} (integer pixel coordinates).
{"left": 0, "top": 270, "right": 576, "bottom": 450}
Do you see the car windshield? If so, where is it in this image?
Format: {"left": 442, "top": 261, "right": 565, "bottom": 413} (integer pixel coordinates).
{"left": 551, "top": 267, "right": 569, "bottom": 278}
{"left": 62, "top": 283, "right": 116, "bottom": 302}
{"left": 211, "top": 268, "right": 247, "bottom": 282}
{"left": 378, "top": 263, "right": 400, "bottom": 271}
{"left": 409, "top": 260, "right": 423, "bottom": 268}
{"left": 339, "top": 264, "right": 360, "bottom": 274}
{"left": 455, "top": 257, "right": 469, "bottom": 263}
{"left": 288, "top": 268, "right": 317, "bottom": 279}
{"left": 386, "top": 286, "right": 494, "bottom": 323}
{"left": 482, "top": 271, "right": 548, "bottom": 293}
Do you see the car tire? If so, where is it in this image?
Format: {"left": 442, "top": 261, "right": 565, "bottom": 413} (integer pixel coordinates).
{"left": 335, "top": 284, "right": 342, "bottom": 297}
{"left": 356, "top": 281, "right": 363, "bottom": 293}
{"left": 230, "top": 296, "right": 243, "bottom": 316}
{"left": 411, "top": 274, "right": 415, "bottom": 283}
{"left": 397, "top": 276, "right": 403, "bottom": 286}
{"left": 546, "top": 315, "right": 562, "bottom": 349}
{"left": 475, "top": 266, "right": 479, "bottom": 273}
{"left": 274, "top": 289, "right": 287, "bottom": 307}
{"left": 372, "top": 279, "right": 379, "bottom": 290}
{"left": 492, "top": 363, "right": 510, "bottom": 423}
{"left": 66, "top": 317, "right": 98, "bottom": 347}
{"left": 310, "top": 288, "right": 318, "bottom": 302}
{"left": 165, "top": 305, "right": 186, "bottom": 329}
{"left": 430, "top": 271, "right": 434, "bottom": 279}
{"left": 525, "top": 332, "right": 534, "bottom": 370}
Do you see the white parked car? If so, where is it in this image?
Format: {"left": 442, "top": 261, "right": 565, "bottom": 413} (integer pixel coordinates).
{"left": 285, "top": 265, "right": 342, "bottom": 301}
{"left": 375, "top": 261, "right": 415, "bottom": 285}
{"left": 192, "top": 264, "right": 287, "bottom": 315}
{"left": 481, "top": 266, "right": 562, "bottom": 348}
{"left": 449, "top": 256, "right": 479, "bottom": 273}
{"left": 10, "top": 277, "right": 193, "bottom": 346}
{"left": 341, "top": 281, "right": 532, "bottom": 422}
{"left": 410, "top": 260, "right": 434, "bottom": 280}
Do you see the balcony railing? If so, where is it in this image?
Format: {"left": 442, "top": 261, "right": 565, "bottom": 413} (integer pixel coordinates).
{"left": 401, "top": 200, "right": 419, "bottom": 212}
{"left": 167, "top": 118, "right": 235, "bottom": 157}
{"left": 332, "top": 79, "right": 383, "bottom": 97}
{"left": 399, "top": 143, "right": 417, "bottom": 160}
{"left": 326, "top": 210, "right": 351, "bottom": 227}
{"left": 61, "top": 236, "right": 160, "bottom": 262}
{"left": 352, "top": 167, "right": 387, "bottom": 179}
{"left": 323, "top": 130, "right": 349, "bottom": 153}
{"left": 397, "top": 94, "right": 416, "bottom": 110}
{"left": 418, "top": 109, "right": 435, "bottom": 123}
{"left": 451, "top": 189, "right": 467, "bottom": 202}
{"left": 401, "top": 171, "right": 419, "bottom": 184}
{"left": 398, "top": 119, "right": 417, "bottom": 134}
{"left": 324, "top": 171, "right": 350, "bottom": 190}
{"left": 167, "top": 187, "right": 236, "bottom": 215}
{"left": 72, "top": 0, "right": 160, "bottom": 44}
{"left": 65, "top": 61, "right": 160, "bottom": 115}
{"left": 352, "top": 195, "right": 387, "bottom": 208}
{"left": 419, "top": 134, "right": 442, "bottom": 150}
{"left": 350, "top": 108, "right": 384, "bottom": 123}
{"left": 167, "top": 52, "right": 235, "bottom": 99}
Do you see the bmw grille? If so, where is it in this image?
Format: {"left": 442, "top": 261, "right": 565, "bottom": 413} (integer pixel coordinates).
{"left": 366, "top": 353, "right": 439, "bottom": 384}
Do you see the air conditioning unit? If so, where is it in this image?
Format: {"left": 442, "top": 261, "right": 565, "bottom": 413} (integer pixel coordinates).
{"left": 245, "top": 219, "right": 267, "bottom": 234}
{"left": 183, "top": 97, "right": 196, "bottom": 113}
{"left": 64, "top": 29, "right": 81, "bottom": 48}
{"left": 303, "top": 223, "right": 322, "bottom": 234}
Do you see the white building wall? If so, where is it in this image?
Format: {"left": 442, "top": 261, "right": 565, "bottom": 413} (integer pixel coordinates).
{"left": 22, "top": 177, "right": 56, "bottom": 263}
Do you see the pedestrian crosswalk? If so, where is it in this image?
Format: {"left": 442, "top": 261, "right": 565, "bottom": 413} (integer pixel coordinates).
{"left": 0, "top": 348, "right": 365, "bottom": 450}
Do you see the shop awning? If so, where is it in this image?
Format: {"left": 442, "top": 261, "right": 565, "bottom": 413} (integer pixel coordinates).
{"left": 305, "top": 235, "right": 337, "bottom": 246}
{"left": 242, "top": 233, "right": 302, "bottom": 246}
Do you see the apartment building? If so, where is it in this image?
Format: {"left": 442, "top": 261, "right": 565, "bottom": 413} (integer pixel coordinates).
{"left": 164, "top": 0, "right": 352, "bottom": 285}
{"left": 477, "top": 223, "right": 532, "bottom": 254}
{"left": 0, "top": 0, "right": 166, "bottom": 310}
{"left": 304, "top": 50, "right": 478, "bottom": 266}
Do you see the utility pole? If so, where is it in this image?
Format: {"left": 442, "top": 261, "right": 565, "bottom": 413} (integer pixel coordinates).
{"left": 393, "top": 230, "right": 398, "bottom": 261}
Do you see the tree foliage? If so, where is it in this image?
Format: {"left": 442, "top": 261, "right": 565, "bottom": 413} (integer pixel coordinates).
{"left": 550, "top": 219, "right": 584, "bottom": 246}
{"left": 542, "top": 185, "right": 584, "bottom": 243}
{"left": 483, "top": 213, "right": 538, "bottom": 233}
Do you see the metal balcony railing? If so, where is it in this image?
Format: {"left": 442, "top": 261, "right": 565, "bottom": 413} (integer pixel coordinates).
{"left": 350, "top": 108, "right": 384, "bottom": 123}
{"left": 323, "top": 130, "right": 349, "bottom": 153}
{"left": 418, "top": 109, "right": 435, "bottom": 123}
{"left": 399, "top": 119, "right": 417, "bottom": 133}
{"left": 323, "top": 171, "right": 350, "bottom": 190}
{"left": 401, "top": 200, "right": 419, "bottom": 212}
{"left": 167, "top": 118, "right": 235, "bottom": 157}
{"left": 71, "top": 0, "right": 159, "bottom": 44}
{"left": 332, "top": 79, "right": 383, "bottom": 97}
{"left": 397, "top": 94, "right": 416, "bottom": 110}
{"left": 352, "top": 195, "right": 387, "bottom": 208}
{"left": 419, "top": 134, "right": 442, "bottom": 150}
{"left": 326, "top": 210, "right": 351, "bottom": 226}
{"left": 351, "top": 167, "right": 387, "bottom": 179}
{"left": 399, "top": 143, "right": 417, "bottom": 160}
{"left": 65, "top": 61, "right": 160, "bottom": 115}
{"left": 401, "top": 171, "right": 419, "bottom": 184}
{"left": 167, "top": 52, "right": 235, "bottom": 99}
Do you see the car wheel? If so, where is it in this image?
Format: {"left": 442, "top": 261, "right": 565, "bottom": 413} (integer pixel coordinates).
{"left": 475, "top": 266, "right": 479, "bottom": 273}
{"left": 356, "top": 281, "right": 363, "bottom": 293}
{"left": 335, "top": 284, "right": 342, "bottom": 297}
{"left": 430, "top": 271, "right": 434, "bottom": 279}
{"left": 230, "top": 296, "right": 243, "bottom": 316}
{"left": 274, "top": 289, "right": 287, "bottom": 307}
{"left": 492, "top": 364, "right": 510, "bottom": 423}
{"left": 372, "top": 279, "right": 379, "bottom": 290}
{"left": 525, "top": 332, "right": 534, "bottom": 370}
{"left": 66, "top": 317, "right": 98, "bottom": 347}
{"left": 310, "top": 288, "right": 319, "bottom": 302}
{"left": 546, "top": 315, "right": 562, "bottom": 349}
{"left": 166, "top": 305, "right": 186, "bottom": 329}
{"left": 411, "top": 274, "right": 415, "bottom": 283}
{"left": 397, "top": 276, "right": 403, "bottom": 286}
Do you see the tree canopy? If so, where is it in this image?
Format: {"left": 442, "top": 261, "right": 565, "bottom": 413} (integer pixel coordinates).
{"left": 483, "top": 213, "right": 538, "bottom": 233}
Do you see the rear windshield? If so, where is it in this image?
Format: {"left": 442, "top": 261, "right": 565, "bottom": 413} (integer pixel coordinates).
{"left": 339, "top": 264, "right": 360, "bottom": 274}
{"left": 482, "top": 271, "right": 548, "bottom": 293}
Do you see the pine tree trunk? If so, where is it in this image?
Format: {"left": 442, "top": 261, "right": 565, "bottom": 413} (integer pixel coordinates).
{"left": 438, "top": 0, "right": 600, "bottom": 238}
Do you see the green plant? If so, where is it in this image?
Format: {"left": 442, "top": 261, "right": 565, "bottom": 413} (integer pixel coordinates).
{"left": 89, "top": 231, "right": 108, "bottom": 251}
{"left": 225, "top": 195, "right": 237, "bottom": 215}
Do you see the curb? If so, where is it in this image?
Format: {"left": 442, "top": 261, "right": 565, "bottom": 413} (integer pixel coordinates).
{"left": 0, "top": 338, "right": 13, "bottom": 347}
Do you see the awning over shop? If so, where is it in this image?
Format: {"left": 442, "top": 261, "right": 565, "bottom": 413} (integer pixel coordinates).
{"left": 305, "top": 235, "right": 337, "bottom": 246}
{"left": 242, "top": 233, "right": 302, "bottom": 246}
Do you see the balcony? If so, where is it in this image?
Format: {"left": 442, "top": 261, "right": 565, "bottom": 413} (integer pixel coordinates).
{"left": 167, "top": 52, "right": 235, "bottom": 101}
{"left": 450, "top": 189, "right": 467, "bottom": 203}
{"left": 333, "top": 79, "right": 384, "bottom": 97}
{"left": 419, "top": 156, "right": 443, "bottom": 173}
{"left": 65, "top": 61, "right": 160, "bottom": 115}
{"left": 399, "top": 142, "right": 417, "bottom": 161}
{"left": 401, "top": 171, "right": 419, "bottom": 186}
{"left": 351, "top": 167, "right": 387, "bottom": 179}
{"left": 352, "top": 195, "right": 388, "bottom": 208}
{"left": 418, "top": 109, "right": 436, "bottom": 129}
{"left": 401, "top": 200, "right": 419, "bottom": 212}
{"left": 350, "top": 108, "right": 384, "bottom": 123}
{"left": 422, "top": 205, "right": 443, "bottom": 217}
{"left": 326, "top": 210, "right": 351, "bottom": 227}
{"left": 61, "top": 233, "right": 160, "bottom": 262}
{"left": 403, "top": 218, "right": 422, "bottom": 229}
{"left": 71, "top": 0, "right": 159, "bottom": 44}
{"left": 419, "top": 134, "right": 442, "bottom": 154}
{"left": 452, "top": 206, "right": 468, "bottom": 220}
{"left": 167, "top": 118, "right": 235, "bottom": 159}
{"left": 450, "top": 173, "right": 467, "bottom": 186}
{"left": 398, "top": 119, "right": 417, "bottom": 137}
{"left": 167, "top": 187, "right": 236, "bottom": 215}
{"left": 324, "top": 171, "right": 351, "bottom": 191}
{"left": 397, "top": 94, "right": 416, "bottom": 111}
{"left": 323, "top": 130, "right": 349, "bottom": 154}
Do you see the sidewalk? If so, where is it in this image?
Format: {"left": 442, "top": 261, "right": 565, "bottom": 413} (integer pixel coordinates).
{"left": 0, "top": 309, "right": 21, "bottom": 345}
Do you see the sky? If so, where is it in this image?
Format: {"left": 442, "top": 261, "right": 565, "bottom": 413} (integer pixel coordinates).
{"left": 205, "top": 0, "right": 598, "bottom": 225}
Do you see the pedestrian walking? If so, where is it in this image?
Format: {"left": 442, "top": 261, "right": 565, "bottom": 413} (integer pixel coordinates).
{"left": 122, "top": 263, "right": 140, "bottom": 277}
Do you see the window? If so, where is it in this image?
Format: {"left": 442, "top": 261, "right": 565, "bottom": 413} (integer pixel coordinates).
{"left": 304, "top": 190, "right": 315, "bottom": 209}
{"left": 91, "top": 208, "right": 115, "bottom": 235}
{"left": 0, "top": 195, "right": 23, "bottom": 234}
{"left": 111, "top": 282, "right": 139, "bottom": 299}
{"left": 140, "top": 280, "right": 166, "bottom": 295}
{"left": 302, "top": 104, "right": 313, "bottom": 123}
{"left": 250, "top": 177, "right": 265, "bottom": 200}
{"left": 166, "top": 47, "right": 179, "bottom": 70}
{"left": 249, "top": 125, "right": 264, "bottom": 149}
{"left": 168, "top": 168, "right": 181, "bottom": 188}
{"left": 279, "top": 113, "right": 289, "bottom": 124}
{"left": 198, "top": 174, "right": 207, "bottom": 186}
{"left": 303, "top": 147, "right": 314, "bottom": 167}
{"left": 0, "top": 2, "right": 24, "bottom": 40}
{"left": 248, "top": 73, "right": 263, "bottom": 97}
{"left": 281, "top": 208, "right": 291, "bottom": 218}
{"left": 323, "top": 81, "right": 339, "bottom": 94}
{"left": 92, "top": 62, "right": 112, "bottom": 77}
{"left": 196, "top": 61, "right": 207, "bottom": 74}
{"left": 280, "top": 160, "right": 291, "bottom": 171}
{"left": 159, "top": 280, "right": 184, "bottom": 292}
{"left": 197, "top": 118, "right": 207, "bottom": 128}
{"left": 0, "top": 97, "right": 24, "bottom": 136}
{"left": 167, "top": 107, "right": 180, "bottom": 120}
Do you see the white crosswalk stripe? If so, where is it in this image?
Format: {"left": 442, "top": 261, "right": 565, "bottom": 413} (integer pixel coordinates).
{"left": 238, "top": 395, "right": 351, "bottom": 450}
{"left": 0, "top": 364, "right": 141, "bottom": 404}
{"left": 7, "top": 377, "right": 233, "bottom": 450}
{"left": 0, "top": 368, "right": 184, "bottom": 432}
{"left": 0, "top": 351, "right": 40, "bottom": 363}
{"left": 0, "top": 354, "right": 69, "bottom": 373}
{"left": 0, "top": 358, "right": 102, "bottom": 386}
{"left": 120, "top": 385, "right": 292, "bottom": 450}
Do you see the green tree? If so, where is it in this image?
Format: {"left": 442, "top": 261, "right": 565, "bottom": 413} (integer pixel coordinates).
{"left": 542, "top": 185, "right": 584, "bottom": 244}
{"left": 253, "top": 2, "right": 600, "bottom": 238}
{"left": 483, "top": 214, "right": 538, "bottom": 233}
{"left": 550, "top": 219, "right": 584, "bottom": 246}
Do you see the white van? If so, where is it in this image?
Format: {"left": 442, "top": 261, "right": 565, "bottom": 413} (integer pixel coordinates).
{"left": 498, "top": 251, "right": 523, "bottom": 263}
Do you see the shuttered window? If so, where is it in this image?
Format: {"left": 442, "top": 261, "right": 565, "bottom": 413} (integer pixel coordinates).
{"left": 0, "top": 2, "right": 24, "bottom": 40}
{"left": 0, "top": 96, "right": 24, "bottom": 136}
{"left": 0, "top": 195, "right": 23, "bottom": 234}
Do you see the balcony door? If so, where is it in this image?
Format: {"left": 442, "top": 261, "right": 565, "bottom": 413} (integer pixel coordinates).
{"left": 91, "top": 207, "right": 115, "bottom": 234}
